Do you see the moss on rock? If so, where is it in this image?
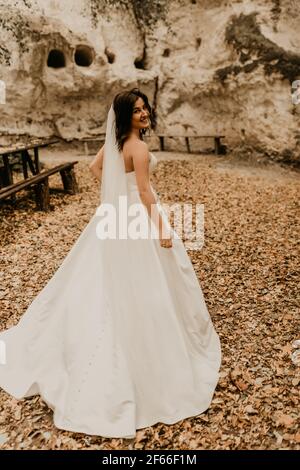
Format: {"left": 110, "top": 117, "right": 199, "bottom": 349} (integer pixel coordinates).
{"left": 215, "top": 12, "right": 300, "bottom": 84}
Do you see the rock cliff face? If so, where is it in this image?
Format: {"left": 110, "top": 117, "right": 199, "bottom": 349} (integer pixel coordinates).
{"left": 0, "top": 0, "right": 299, "bottom": 163}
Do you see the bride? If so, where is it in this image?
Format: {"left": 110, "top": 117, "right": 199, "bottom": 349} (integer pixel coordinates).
{"left": 0, "top": 88, "right": 221, "bottom": 439}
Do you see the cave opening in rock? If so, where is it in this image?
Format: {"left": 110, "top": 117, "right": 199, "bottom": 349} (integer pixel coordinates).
{"left": 162, "top": 48, "right": 170, "bottom": 57}
{"left": 104, "top": 47, "right": 115, "bottom": 64}
{"left": 74, "top": 45, "right": 94, "bottom": 67}
{"left": 47, "top": 49, "right": 66, "bottom": 68}
{"left": 134, "top": 58, "right": 145, "bottom": 69}
{"left": 134, "top": 34, "right": 147, "bottom": 69}
{"left": 134, "top": 48, "right": 146, "bottom": 69}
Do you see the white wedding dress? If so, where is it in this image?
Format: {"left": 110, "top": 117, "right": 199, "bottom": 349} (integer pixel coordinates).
{"left": 0, "top": 149, "right": 221, "bottom": 439}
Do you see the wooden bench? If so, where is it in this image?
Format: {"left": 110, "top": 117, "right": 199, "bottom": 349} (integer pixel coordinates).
{"left": 0, "top": 161, "right": 79, "bottom": 211}
{"left": 82, "top": 134, "right": 227, "bottom": 156}
{"left": 156, "top": 134, "right": 226, "bottom": 155}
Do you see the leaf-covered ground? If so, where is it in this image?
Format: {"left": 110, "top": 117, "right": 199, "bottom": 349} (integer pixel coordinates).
{"left": 0, "top": 150, "right": 299, "bottom": 450}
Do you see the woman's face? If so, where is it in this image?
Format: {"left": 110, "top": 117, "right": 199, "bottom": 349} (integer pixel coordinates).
{"left": 131, "top": 97, "right": 149, "bottom": 132}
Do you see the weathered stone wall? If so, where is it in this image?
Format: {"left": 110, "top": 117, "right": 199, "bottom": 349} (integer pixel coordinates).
{"left": 0, "top": 0, "right": 299, "bottom": 163}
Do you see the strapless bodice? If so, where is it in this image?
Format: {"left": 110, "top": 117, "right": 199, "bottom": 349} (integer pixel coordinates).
{"left": 125, "top": 153, "right": 158, "bottom": 192}
{"left": 125, "top": 152, "right": 157, "bottom": 176}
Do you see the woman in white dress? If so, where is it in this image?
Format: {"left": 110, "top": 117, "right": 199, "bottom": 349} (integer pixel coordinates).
{"left": 0, "top": 88, "right": 221, "bottom": 438}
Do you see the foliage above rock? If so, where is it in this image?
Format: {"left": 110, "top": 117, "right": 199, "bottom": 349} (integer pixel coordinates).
{"left": 89, "top": 0, "right": 168, "bottom": 29}
{"left": 216, "top": 12, "right": 300, "bottom": 84}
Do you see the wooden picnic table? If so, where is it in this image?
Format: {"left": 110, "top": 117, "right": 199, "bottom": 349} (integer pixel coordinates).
{"left": 0, "top": 137, "right": 59, "bottom": 187}
{"left": 0, "top": 138, "right": 79, "bottom": 211}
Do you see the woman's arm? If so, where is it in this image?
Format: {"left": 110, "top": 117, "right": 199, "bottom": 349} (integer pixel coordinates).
{"left": 89, "top": 144, "right": 104, "bottom": 181}
{"left": 131, "top": 141, "right": 172, "bottom": 248}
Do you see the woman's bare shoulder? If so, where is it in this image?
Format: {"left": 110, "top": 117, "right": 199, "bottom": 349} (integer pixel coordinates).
{"left": 123, "top": 138, "right": 148, "bottom": 158}
{"left": 124, "top": 138, "right": 148, "bottom": 151}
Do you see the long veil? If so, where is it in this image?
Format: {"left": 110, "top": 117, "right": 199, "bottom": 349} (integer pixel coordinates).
{"left": 100, "top": 104, "right": 127, "bottom": 208}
